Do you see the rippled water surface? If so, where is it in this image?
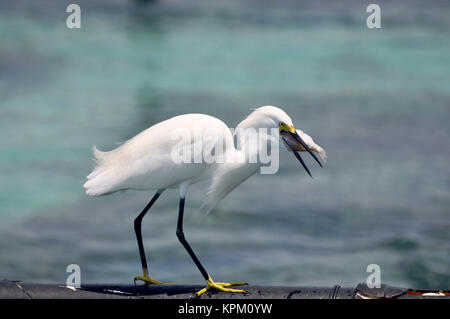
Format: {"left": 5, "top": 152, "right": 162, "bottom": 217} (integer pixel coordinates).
{"left": 0, "top": 0, "right": 449, "bottom": 288}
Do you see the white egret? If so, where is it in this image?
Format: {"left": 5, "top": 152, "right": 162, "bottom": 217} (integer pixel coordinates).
{"left": 83, "top": 105, "right": 326, "bottom": 296}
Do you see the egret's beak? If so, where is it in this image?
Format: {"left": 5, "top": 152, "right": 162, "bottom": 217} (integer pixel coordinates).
{"left": 280, "top": 124, "right": 322, "bottom": 178}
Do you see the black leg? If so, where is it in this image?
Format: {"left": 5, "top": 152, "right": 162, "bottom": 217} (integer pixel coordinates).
{"left": 134, "top": 191, "right": 162, "bottom": 272}
{"left": 176, "top": 197, "right": 209, "bottom": 280}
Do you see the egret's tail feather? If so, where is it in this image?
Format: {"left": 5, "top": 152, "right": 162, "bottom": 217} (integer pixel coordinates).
{"left": 84, "top": 168, "right": 124, "bottom": 196}
{"left": 84, "top": 146, "right": 125, "bottom": 196}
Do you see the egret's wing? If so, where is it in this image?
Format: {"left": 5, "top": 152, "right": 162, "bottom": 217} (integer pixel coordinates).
{"left": 84, "top": 113, "right": 233, "bottom": 196}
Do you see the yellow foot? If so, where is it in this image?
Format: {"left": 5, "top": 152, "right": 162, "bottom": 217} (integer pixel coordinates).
{"left": 134, "top": 269, "right": 174, "bottom": 285}
{"left": 196, "top": 275, "right": 247, "bottom": 296}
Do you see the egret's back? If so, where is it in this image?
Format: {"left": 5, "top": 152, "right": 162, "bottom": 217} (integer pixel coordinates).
{"left": 84, "top": 114, "right": 233, "bottom": 196}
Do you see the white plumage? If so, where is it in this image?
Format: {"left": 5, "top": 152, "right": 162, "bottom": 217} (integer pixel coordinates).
{"left": 84, "top": 105, "right": 326, "bottom": 213}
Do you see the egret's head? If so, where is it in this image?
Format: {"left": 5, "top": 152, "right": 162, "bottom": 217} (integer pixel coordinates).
{"left": 243, "top": 105, "right": 294, "bottom": 130}
{"left": 244, "top": 106, "right": 324, "bottom": 177}
{"left": 236, "top": 106, "right": 325, "bottom": 176}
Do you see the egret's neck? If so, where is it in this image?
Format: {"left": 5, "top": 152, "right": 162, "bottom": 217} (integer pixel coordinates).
{"left": 234, "top": 118, "right": 279, "bottom": 163}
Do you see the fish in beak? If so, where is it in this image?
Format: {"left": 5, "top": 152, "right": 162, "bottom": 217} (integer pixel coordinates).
{"left": 279, "top": 123, "right": 324, "bottom": 178}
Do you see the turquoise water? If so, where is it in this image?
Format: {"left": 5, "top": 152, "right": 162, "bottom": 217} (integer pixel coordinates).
{"left": 0, "top": 0, "right": 449, "bottom": 288}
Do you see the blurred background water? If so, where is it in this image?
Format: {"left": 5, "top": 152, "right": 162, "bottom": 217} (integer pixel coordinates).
{"left": 0, "top": 0, "right": 449, "bottom": 289}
